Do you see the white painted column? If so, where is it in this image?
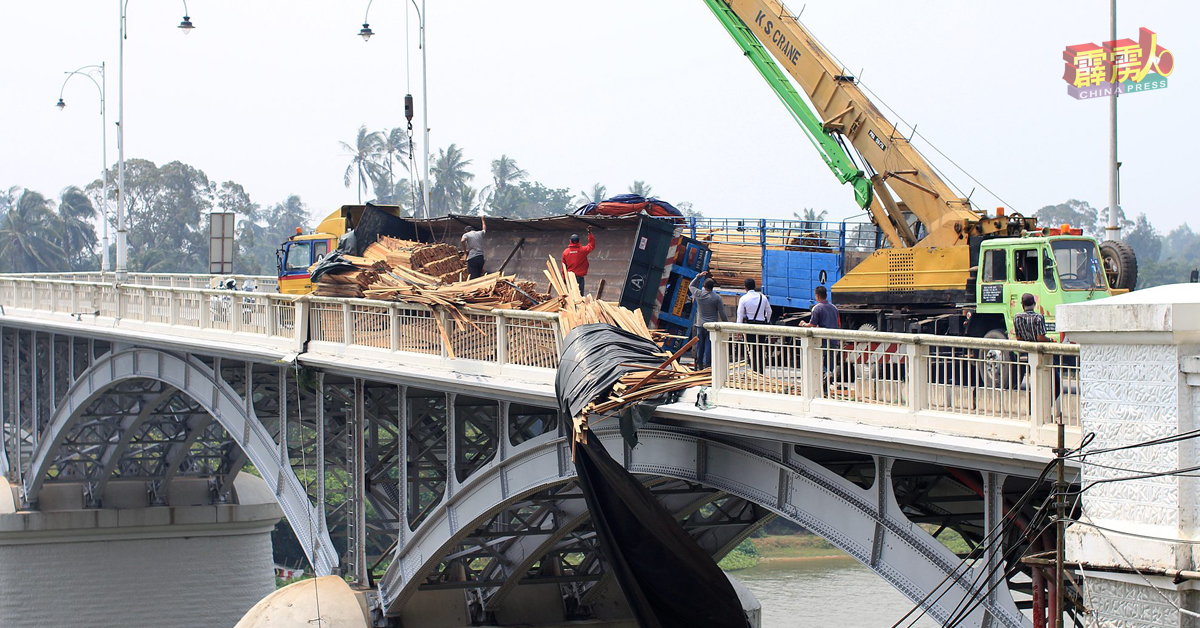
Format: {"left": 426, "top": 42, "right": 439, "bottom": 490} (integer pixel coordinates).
{"left": 1058, "top": 285, "right": 1200, "bottom": 627}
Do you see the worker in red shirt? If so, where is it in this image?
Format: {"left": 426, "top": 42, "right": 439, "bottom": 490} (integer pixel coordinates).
{"left": 561, "top": 226, "right": 595, "bottom": 294}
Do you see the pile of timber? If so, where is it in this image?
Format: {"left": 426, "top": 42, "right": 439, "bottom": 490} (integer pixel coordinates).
{"left": 572, "top": 336, "right": 711, "bottom": 442}
{"left": 365, "top": 237, "right": 466, "bottom": 284}
{"left": 537, "top": 256, "right": 654, "bottom": 340}
{"left": 697, "top": 228, "right": 833, "bottom": 289}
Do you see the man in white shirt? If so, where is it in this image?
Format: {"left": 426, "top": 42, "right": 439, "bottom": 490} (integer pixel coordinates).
{"left": 736, "top": 278, "right": 772, "bottom": 371}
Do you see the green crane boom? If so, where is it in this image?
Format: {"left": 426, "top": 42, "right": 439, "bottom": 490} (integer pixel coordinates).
{"left": 701, "top": 0, "right": 873, "bottom": 210}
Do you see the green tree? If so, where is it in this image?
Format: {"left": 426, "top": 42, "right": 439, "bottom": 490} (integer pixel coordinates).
{"left": 57, "top": 186, "right": 99, "bottom": 270}
{"left": 430, "top": 144, "right": 474, "bottom": 216}
{"left": 340, "top": 126, "right": 386, "bottom": 204}
{"left": 576, "top": 183, "right": 607, "bottom": 206}
{"left": 496, "top": 181, "right": 574, "bottom": 219}
{"left": 0, "top": 189, "right": 69, "bottom": 272}
{"left": 488, "top": 155, "right": 528, "bottom": 215}
{"left": 628, "top": 180, "right": 653, "bottom": 197}
{"left": 794, "top": 207, "right": 827, "bottom": 222}
{"left": 677, "top": 201, "right": 704, "bottom": 220}
{"left": 376, "top": 128, "right": 412, "bottom": 205}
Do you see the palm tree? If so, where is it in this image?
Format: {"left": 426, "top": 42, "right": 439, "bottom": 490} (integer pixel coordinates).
{"left": 0, "top": 189, "right": 69, "bottom": 272}
{"left": 491, "top": 155, "right": 528, "bottom": 193}
{"left": 576, "top": 183, "right": 607, "bottom": 206}
{"left": 794, "top": 207, "right": 828, "bottom": 222}
{"left": 340, "top": 126, "right": 386, "bottom": 203}
{"left": 455, "top": 186, "right": 480, "bottom": 215}
{"left": 430, "top": 144, "right": 474, "bottom": 216}
{"left": 57, "top": 186, "right": 98, "bottom": 269}
{"left": 629, "top": 180, "right": 653, "bottom": 197}
{"left": 381, "top": 128, "right": 412, "bottom": 204}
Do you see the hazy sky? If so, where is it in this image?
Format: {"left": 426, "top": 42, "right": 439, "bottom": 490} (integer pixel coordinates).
{"left": 2, "top": 1, "right": 1196, "bottom": 232}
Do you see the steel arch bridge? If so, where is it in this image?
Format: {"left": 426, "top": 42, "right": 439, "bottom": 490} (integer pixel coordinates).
{"left": 0, "top": 321, "right": 1048, "bottom": 628}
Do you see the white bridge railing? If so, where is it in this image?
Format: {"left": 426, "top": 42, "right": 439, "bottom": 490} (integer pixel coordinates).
{"left": 708, "top": 322, "right": 1081, "bottom": 447}
{"left": 0, "top": 275, "right": 1078, "bottom": 447}
{"left": 18, "top": 272, "right": 279, "bottom": 292}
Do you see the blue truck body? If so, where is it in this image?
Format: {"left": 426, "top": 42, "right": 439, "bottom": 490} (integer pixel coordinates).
{"left": 687, "top": 217, "right": 882, "bottom": 313}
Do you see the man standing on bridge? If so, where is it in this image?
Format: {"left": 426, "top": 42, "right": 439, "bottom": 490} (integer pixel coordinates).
{"left": 736, "top": 278, "right": 772, "bottom": 371}
{"left": 461, "top": 216, "right": 488, "bottom": 279}
{"left": 688, "top": 271, "right": 728, "bottom": 369}
{"left": 1012, "top": 293, "right": 1049, "bottom": 342}
{"left": 801, "top": 285, "right": 841, "bottom": 392}
{"left": 562, "top": 227, "right": 595, "bottom": 294}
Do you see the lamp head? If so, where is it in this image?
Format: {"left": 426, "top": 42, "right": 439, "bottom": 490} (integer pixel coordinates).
{"left": 359, "top": 24, "right": 374, "bottom": 42}
{"left": 178, "top": 15, "right": 194, "bottom": 33}
{"left": 56, "top": 98, "right": 66, "bottom": 111}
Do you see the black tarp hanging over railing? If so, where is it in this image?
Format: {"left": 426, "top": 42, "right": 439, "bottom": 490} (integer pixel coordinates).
{"left": 556, "top": 324, "right": 749, "bottom": 628}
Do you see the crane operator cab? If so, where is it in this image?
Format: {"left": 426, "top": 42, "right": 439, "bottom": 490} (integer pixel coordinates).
{"left": 974, "top": 230, "right": 1132, "bottom": 341}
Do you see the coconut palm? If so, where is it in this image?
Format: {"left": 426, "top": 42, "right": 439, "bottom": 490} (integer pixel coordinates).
{"left": 380, "top": 127, "right": 412, "bottom": 204}
{"left": 57, "top": 186, "right": 98, "bottom": 269}
{"left": 430, "top": 144, "right": 474, "bottom": 216}
{"left": 0, "top": 189, "right": 69, "bottom": 272}
{"left": 794, "top": 207, "right": 828, "bottom": 222}
{"left": 340, "top": 126, "right": 386, "bottom": 203}
{"left": 490, "top": 155, "right": 528, "bottom": 193}
{"left": 576, "top": 183, "right": 607, "bottom": 206}
{"left": 629, "top": 180, "right": 653, "bottom": 197}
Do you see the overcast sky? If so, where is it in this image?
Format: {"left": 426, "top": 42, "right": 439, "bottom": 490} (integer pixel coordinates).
{"left": 2, "top": 1, "right": 1195, "bottom": 232}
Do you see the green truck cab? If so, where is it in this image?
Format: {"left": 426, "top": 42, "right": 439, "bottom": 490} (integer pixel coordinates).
{"left": 974, "top": 235, "right": 1120, "bottom": 341}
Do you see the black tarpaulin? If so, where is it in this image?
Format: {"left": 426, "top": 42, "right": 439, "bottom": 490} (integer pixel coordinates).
{"left": 575, "top": 436, "right": 749, "bottom": 628}
{"left": 555, "top": 324, "right": 668, "bottom": 448}
{"left": 556, "top": 323, "right": 748, "bottom": 628}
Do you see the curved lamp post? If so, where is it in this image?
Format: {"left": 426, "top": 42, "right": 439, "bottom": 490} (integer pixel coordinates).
{"left": 56, "top": 64, "right": 111, "bottom": 272}
{"left": 360, "top": 0, "right": 431, "bottom": 219}
{"left": 116, "top": 0, "right": 194, "bottom": 282}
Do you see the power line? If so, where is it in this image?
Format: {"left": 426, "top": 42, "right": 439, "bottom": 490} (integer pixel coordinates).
{"left": 1074, "top": 512, "right": 1200, "bottom": 620}
{"left": 1069, "top": 428, "right": 1200, "bottom": 459}
{"left": 1068, "top": 519, "right": 1200, "bottom": 546}
{"left": 891, "top": 458, "right": 1060, "bottom": 628}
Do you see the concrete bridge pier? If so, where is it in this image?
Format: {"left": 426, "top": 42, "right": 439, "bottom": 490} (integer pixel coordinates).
{"left": 0, "top": 474, "right": 282, "bottom": 628}
{"left": 1061, "top": 286, "right": 1200, "bottom": 627}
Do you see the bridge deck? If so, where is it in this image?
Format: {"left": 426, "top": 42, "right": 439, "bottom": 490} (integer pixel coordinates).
{"left": 0, "top": 275, "right": 1078, "bottom": 477}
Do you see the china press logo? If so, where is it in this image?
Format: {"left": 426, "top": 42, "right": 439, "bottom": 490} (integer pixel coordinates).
{"left": 1063, "top": 27, "right": 1174, "bottom": 100}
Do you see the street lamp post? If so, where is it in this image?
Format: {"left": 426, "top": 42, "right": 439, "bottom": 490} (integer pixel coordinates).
{"left": 360, "top": 0, "right": 431, "bottom": 219}
{"left": 56, "top": 63, "right": 110, "bottom": 272}
{"left": 116, "top": 0, "right": 194, "bottom": 282}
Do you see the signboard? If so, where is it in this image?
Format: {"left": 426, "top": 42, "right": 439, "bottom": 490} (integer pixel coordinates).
{"left": 209, "top": 212, "right": 236, "bottom": 274}
{"left": 981, "top": 284, "right": 1003, "bottom": 304}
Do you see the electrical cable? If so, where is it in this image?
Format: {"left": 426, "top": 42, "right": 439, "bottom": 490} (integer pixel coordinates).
{"left": 890, "top": 459, "right": 1059, "bottom": 628}
{"left": 938, "top": 499, "right": 1058, "bottom": 628}
{"left": 1079, "top": 457, "right": 1200, "bottom": 478}
{"left": 1075, "top": 511, "right": 1200, "bottom": 620}
{"left": 791, "top": 11, "right": 1015, "bottom": 210}
{"left": 292, "top": 364, "right": 323, "bottom": 626}
{"left": 1067, "top": 519, "right": 1200, "bottom": 546}
{"left": 1069, "top": 428, "right": 1200, "bottom": 459}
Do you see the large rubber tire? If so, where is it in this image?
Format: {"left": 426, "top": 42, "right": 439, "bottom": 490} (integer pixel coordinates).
{"left": 979, "top": 329, "right": 1014, "bottom": 389}
{"left": 1100, "top": 240, "right": 1138, "bottom": 290}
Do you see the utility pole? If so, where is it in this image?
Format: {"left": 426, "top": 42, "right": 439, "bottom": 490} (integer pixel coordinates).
{"left": 1054, "top": 419, "right": 1067, "bottom": 628}
{"left": 1106, "top": 0, "right": 1120, "bottom": 240}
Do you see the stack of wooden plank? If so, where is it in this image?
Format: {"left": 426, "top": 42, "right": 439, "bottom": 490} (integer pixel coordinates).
{"left": 365, "top": 237, "right": 466, "bottom": 284}
{"left": 312, "top": 255, "right": 386, "bottom": 298}
{"left": 538, "top": 256, "right": 654, "bottom": 340}
{"left": 705, "top": 242, "right": 763, "bottom": 289}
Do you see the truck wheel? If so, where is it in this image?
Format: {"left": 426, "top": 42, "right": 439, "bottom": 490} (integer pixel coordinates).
{"left": 979, "top": 329, "right": 1014, "bottom": 389}
{"left": 1100, "top": 240, "right": 1138, "bottom": 290}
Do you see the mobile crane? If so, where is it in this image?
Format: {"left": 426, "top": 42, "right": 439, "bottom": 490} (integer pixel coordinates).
{"left": 702, "top": 0, "right": 1137, "bottom": 337}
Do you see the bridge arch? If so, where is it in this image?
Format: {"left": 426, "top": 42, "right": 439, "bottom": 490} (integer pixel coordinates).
{"left": 21, "top": 347, "right": 338, "bottom": 575}
{"left": 381, "top": 428, "right": 1029, "bottom": 628}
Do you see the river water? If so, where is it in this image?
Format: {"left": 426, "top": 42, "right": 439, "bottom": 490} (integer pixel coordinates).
{"left": 732, "top": 557, "right": 940, "bottom": 628}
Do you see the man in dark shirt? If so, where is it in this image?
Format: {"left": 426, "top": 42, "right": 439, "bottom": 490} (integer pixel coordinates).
{"left": 688, "top": 271, "right": 728, "bottom": 369}
{"left": 801, "top": 285, "right": 839, "bottom": 330}
{"left": 801, "top": 286, "right": 840, "bottom": 391}
{"left": 1012, "top": 293, "right": 1050, "bottom": 342}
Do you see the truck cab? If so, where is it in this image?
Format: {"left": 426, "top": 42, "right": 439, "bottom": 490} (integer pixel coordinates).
{"left": 974, "top": 234, "right": 1113, "bottom": 340}
{"left": 277, "top": 233, "right": 336, "bottom": 295}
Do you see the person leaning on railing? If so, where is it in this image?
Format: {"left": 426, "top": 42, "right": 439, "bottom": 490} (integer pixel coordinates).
{"left": 687, "top": 271, "right": 728, "bottom": 369}
{"left": 1011, "top": 293, "right": 1062, "bottom": 411}
{"left": 799, "top": 285, "right": 840, "bottom": 392}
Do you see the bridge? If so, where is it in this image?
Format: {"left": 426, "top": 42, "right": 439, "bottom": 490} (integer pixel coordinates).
{"left": 1, "top": 273, "right": 1194, "bottom": 628}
